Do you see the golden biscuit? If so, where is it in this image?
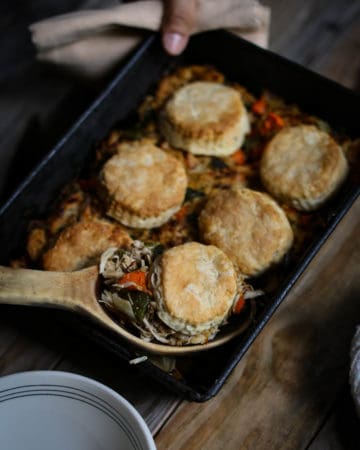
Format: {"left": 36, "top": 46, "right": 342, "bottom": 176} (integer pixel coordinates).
{"left": 198, "top": 188, "right": 293, "bottom": 277}
{"left": 43, "top": 219, "right": 132, "bottom": 272}
{"left": 159, "top": 81, "right": 250, "bottom": 156}
{"left": 100, "top": 140, "right": 187, "bottom": 228}
{"left": 260, "top": 125, "right": 348, "bottom": 211}
{"left": 150, "top": 242, "right": 239, "bottom": 337}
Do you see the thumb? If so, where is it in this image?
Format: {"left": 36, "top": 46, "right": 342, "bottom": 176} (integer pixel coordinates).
{"left": 162, "top": 0, "right": 198, "bottom": 55}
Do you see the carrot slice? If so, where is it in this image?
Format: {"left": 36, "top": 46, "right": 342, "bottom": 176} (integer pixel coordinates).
{"left": 233, "top": 295, "right": 245, "bottom": 314}
{"left": 260, "top": 112, "right": 285, "bottom": 135}
{"left": 231, "top": 149, "right": 246, "bottom": 165}
{"left": 252, "top": 97, "right": 267, "bottom": 115}
{"left": 118, "top": 271, "right": 148, "bottom": 291}
{"left": 268, "top": 112, "right": 285, "bottom": 128}
{"left": 174, "top": 205, "right": 188, "bottom": 222}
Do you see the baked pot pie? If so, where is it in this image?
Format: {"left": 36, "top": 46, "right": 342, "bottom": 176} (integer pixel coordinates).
{"left": 17, "top": 65, "right": 353, "bottom": 350}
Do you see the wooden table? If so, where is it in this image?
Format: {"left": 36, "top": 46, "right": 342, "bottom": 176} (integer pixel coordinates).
{"left": 1, "top": 1, "right": 359, "bottom": 448}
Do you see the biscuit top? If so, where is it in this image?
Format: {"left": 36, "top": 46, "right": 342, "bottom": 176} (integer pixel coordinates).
{"left": 43, "top": 219, "right": 132, "bottom": 272}
{"left": 101, "top": 140, "right": 187, "bottom": 218}
{"left": 198, "top": 188, "right": 293, "bottom": 276}
{"left": 163, "top": 81, "right": 245, "bottom": 138}
{"left": 152, "top": 242, "right": 237, "bottom": 328}
{"left": 260, "top": 125, "right": 348, "bottom": 208}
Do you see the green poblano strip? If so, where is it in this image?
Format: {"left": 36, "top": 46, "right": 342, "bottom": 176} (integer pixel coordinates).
{"left": 125, "top": 291, "right": 151, "bottom": 322}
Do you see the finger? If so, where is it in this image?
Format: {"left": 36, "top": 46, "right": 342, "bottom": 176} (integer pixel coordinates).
{"left": 162, "top": 0, "right": 198, "bottom": 55}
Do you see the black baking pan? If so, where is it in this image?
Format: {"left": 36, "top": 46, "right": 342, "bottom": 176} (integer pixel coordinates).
{"left": 0, "top": 31, "right": 359, "bottom": 401}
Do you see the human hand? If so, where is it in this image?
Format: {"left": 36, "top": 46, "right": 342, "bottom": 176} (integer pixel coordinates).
{"left": 162, "top": 0, "right": 199, "bottom": 55}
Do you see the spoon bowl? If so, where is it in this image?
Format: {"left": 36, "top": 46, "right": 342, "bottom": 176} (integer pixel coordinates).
{"left": 0, "top": 265, "right": 252, "bottom": 356}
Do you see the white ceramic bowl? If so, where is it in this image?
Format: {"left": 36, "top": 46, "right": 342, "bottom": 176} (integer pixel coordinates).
{"left": 0, "top": 370, "right": 156, "bottom": 450}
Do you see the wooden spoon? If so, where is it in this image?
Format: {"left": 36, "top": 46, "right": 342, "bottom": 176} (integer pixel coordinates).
{"left": 0, "top": 265, "right": 252, "bottom": 356}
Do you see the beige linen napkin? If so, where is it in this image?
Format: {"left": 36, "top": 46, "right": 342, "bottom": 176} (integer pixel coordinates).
{"left": 30, "top": 0, "right": 270, "bottom": 78}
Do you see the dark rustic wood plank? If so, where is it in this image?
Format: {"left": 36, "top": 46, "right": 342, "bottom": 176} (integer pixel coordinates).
{"left": 267, "top": 0, "right": 360, "bottom": 67}
{"left": 311, "top": 15, "right": 360, "bottom": 90}
{"left": 0, "top": 309, "right": 66, "bottom": 375}
{"left": 307, "top": 387, "right": 360, "bottom": 450}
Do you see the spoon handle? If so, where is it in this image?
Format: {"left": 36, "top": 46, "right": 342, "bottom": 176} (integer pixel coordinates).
{"left": 0, "top": 265, "right": 98, "bottom": 312}
{"left": 0, "top": 264, "right": 138, "bottom": 343}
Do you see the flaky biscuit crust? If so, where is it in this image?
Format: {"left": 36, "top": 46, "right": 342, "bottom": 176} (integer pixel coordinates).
{"left": 152, "top": 242, "right": 238, "bottom": 330}
{"left": 101, "top": 140, "right": 187, "bottom": 227}
{"left": 260, "top": 125, "right": 348, "bottom": 211}
{"left": 199, "top": 188, "right": 293, "bottom": 277}
{"left": 43, "top": 219, "right": 132, "bottom": 272}
{"left": 159, "top": 81, "right": 249, "bottom": 156}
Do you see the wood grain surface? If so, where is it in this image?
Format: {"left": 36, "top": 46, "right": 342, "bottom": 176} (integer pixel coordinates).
{"left": 0, "top": 1, "right": 359, "bottom": 449}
